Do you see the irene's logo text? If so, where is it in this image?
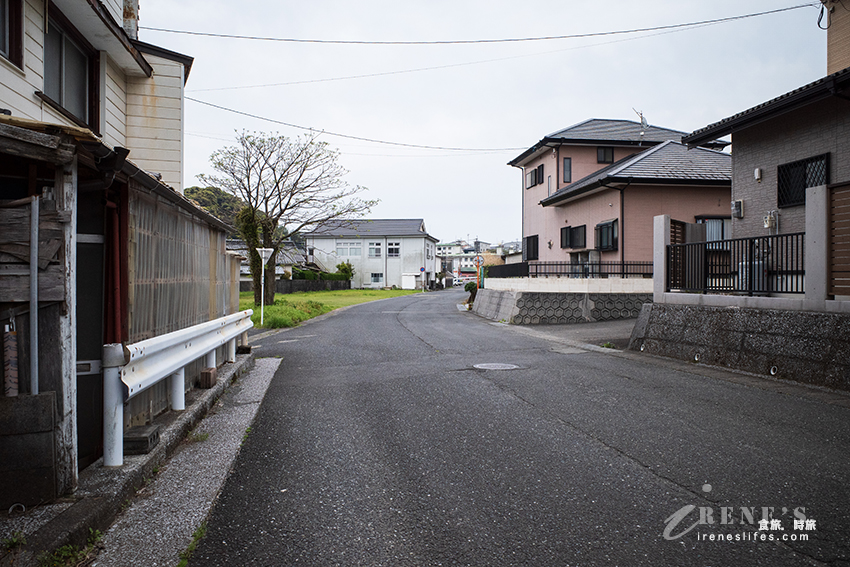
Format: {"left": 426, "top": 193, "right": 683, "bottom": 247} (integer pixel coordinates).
{"left": 663, "top": 484, "right": 814, "bottom": 541}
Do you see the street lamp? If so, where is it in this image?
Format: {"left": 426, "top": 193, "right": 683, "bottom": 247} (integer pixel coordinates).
{"left": 256, "top": 248, "right": 274, "bottom": 326}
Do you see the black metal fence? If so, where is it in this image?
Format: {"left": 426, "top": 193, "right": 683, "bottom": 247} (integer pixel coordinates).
{"left": 667, "top": 232, "right": 805, "bottom": 295}
{"left": 487, "top": 261, "right": 653, "bottom": 279}
{"left": 487, "top": 262, "right": 529, "bottom": 278}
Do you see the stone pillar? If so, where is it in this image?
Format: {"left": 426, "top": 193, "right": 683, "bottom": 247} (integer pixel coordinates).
{"left": 653, "top": 215, "right": 671, "bottom": 303}
{"left": 805, "top": 185, "right": 829, "bottom": 305}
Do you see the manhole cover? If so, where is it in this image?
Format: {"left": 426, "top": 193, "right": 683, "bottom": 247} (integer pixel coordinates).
{"left": 473, "top": 363, "right": 519, "bottom": 370}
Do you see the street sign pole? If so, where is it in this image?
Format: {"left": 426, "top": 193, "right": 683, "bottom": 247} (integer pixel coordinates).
{"left": 420, "top": 267, "right": 425, "bottom": 292}
{"left": 474, "top": 255, "right": 484, "bottom": 289}
{"left": 256, "top": 248, "right": 274, "bottom": 326}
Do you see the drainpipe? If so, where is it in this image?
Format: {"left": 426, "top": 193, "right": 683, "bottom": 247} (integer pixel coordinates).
{"left": 30, "top": 195, "right": 39, "bottom": 395}
{"left": 598, "top": 179, "right": 632, "bottom": 276}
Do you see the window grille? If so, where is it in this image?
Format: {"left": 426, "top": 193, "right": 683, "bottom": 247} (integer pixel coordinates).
{"left": 777, "top": 153, "right": 828, "bottom": 208}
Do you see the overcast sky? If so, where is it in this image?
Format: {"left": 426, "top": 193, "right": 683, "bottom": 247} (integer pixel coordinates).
{"left": 139, "top": 1, "right": 827, "bottom": 245}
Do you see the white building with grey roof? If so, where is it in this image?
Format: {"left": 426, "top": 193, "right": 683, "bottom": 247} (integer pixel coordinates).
{"left": 305, "top": 219, "right": 439, "bottom": 289}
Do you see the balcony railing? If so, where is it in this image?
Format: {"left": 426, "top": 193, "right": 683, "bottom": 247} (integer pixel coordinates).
{"left": 487, "top": 261, "right": 653, "bottom": 279}
{"left": 667, "top": 233, "right": 805, "bottom": 295}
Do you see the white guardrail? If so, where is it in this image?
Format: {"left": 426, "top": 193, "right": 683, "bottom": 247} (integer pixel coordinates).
{"left": 101, "top": 309, "right": 254, "bottom": 466}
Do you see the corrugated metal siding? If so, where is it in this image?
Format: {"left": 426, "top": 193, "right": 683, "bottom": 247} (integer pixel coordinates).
{"left": 125, "top": 183, "right": 237, "bottom": 425}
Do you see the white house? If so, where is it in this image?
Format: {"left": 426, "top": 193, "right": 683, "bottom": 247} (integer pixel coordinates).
{"left": 305, "top": 219, "right": 439, "bottom": 289}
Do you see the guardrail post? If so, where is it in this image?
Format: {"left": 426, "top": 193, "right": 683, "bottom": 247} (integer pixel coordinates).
{"left": 240, "top": 330, "right": 248, "bottom": 347}
{"left": 205, "top": 350, "right": 216, "bottom": 369}
{"left": 226, "top": 338, "right": 236, "bottom": 363}
{"left": 170, "top": 367, "right": 185, "bottom": 411}
{"left": 102, "top": 343, "right": 126, "bottom": 467}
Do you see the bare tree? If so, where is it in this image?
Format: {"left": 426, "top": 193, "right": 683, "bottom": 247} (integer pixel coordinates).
{"left": 200, "top": 131, "right": 376, "bottom": 306}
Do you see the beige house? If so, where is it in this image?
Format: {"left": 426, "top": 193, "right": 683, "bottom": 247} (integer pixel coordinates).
{"left": 0, "top": 0, "right": 241, "bottom": 507}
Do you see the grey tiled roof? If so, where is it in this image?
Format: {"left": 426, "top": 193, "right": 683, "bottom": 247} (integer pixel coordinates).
{"left": 541, "top": 141, "right": 730, "bottom": 206}
{"left": 508, "top": 118, "right": 727, "bottom": 167}
{"left": 307, "top": 219, "right": 437, "bottom": 240}
{"left": 546, "top": 118, "right": 687, "bottom": 144}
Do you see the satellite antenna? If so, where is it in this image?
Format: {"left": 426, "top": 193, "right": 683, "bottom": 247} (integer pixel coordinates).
{"left": 633, "top": 108, "right": 649, "bottom": 145}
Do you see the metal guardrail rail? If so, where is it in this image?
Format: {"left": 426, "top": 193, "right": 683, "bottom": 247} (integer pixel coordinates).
{"left": 101, "top": 309, "right": 254, "bottom": 466}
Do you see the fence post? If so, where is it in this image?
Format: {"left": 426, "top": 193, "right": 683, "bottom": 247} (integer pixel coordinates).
{"left": 653, "top": 215, "right": 670, "bottom": 302}
{"left": 747, "top": 239, "right": 755, "bottom": 296}
{"left": 805, "top": 185, "right": 829, "bottom": 303}
{"left": 102, "top": 343, "right": 127, "bottom": 467}
{"left": 170, "top": 367, "right": 185, "bottom": 411}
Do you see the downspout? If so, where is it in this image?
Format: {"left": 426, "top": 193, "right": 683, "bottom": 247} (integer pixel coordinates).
{"left": 105, "top": 201, "right": 122, "bottom": 342}
{"left": 598, "top": 179, "right": 632, "bottom": 276}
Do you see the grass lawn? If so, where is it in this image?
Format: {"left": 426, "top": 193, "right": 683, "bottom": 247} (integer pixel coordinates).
{"left": 239, "top": 289, "right": 422, "bottom": 328}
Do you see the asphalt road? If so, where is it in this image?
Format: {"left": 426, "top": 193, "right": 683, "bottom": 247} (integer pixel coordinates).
{"left": 190, "top": 289, "right": 850, "bottom": 567}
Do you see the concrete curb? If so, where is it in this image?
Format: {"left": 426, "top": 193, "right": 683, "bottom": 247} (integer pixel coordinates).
{"left": 4, "top": 354, "right": 255, "bottom": 567}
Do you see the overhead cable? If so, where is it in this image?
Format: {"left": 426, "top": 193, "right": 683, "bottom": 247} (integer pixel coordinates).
{"left": 185, "top": 97, "right": 525, "bottom": 152}
{"left": 141, "top": 4, "right": 817, "bottom": 46}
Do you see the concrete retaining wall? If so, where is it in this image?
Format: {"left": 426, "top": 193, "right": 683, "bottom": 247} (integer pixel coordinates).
{"left": 485, "top": 276, "right": 653, "bottom": 294}
{"left": 473, "top": 289, "right": 651, "bottom": 325}
{"left": 629, "top": 303, "right": 850, "bottom": 391}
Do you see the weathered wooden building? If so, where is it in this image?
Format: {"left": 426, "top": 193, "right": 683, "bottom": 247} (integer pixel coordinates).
{"left": 0, "top": 0, "right": 240, "bottom": 508}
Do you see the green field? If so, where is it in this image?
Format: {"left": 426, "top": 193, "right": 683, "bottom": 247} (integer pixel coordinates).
{"left": 240, "top": 289, "right": 421, "bottom": 328}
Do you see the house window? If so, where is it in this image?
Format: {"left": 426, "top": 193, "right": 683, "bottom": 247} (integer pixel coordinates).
{"left": 368, "top": 241, "right": 381, "bottom": 258}
{"left": 777, "top": 153, "right": 829, "bottom": 208}
{"left": 560, "top": 226, "right": 589, "bottom": 249}
{"left": 523, "top": 235, "right": 539, "bottom": 261}
{"left": 371, "top": 272, "right": 383, "bottom": 284}
{"left": 563, "top": 157, "right": 572, "bottom": 184}
{"left": 336, "top": 241, "right": 361, "bottom": 256}
{"left": 0, "top": 0, "right": 22, "bottom": 68}
{"left": 570, "top": 225, "right": 586, "bottom": 249}
{"left": 525, "top": 163, "right": 545, "bottom": 189}
{"left": 43, "top": 13, "right": 98, "bottom": 127}
{"left": 595, "top": 220, "right": 618, "bottom": 251}
{"left": 597, "top": 147, "right": 614, "bottom": 164}
{"left": 696, "top": 217, "right": 731, "bottom": 241}
{"left": 548, "top": 175, "right": 552, "bottom": 196}
{"left": 388, "top": 241, "right": 400, "bottom": 257}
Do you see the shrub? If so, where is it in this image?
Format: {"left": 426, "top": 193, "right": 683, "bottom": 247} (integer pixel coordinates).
{"left": 320, "top": 272, "right": 348, "bottom": 281}
{"left": 464, "top": 281, "right": 477, "bottom": 293}
{"left": 336, "top": 261, "right": 355, "bottom": 280}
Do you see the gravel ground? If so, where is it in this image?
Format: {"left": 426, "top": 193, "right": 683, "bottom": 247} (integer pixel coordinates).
{"left": 89, "top": 357, "right": 282, "bottom": 567}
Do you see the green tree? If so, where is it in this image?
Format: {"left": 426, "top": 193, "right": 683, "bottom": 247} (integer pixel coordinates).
{"left": 199, "top": 131, "right": 376, "bottom": 306}
{"left": 184, "top": 186, "right": 244, "bottom": 234}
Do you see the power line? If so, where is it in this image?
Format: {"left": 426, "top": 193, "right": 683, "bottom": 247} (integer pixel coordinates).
{"left": 185, "top": 97, "right": 525, "bottom": 152}
{"left": 141, "top": 4, "right": 817, "bottom": 45}
{"left": 188, "top": 18, "right": 720, "bottom": 93}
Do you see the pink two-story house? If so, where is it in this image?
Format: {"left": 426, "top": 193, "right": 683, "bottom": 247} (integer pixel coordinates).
{"left": 510, "top": 119, "right": 729, "bottom": 265}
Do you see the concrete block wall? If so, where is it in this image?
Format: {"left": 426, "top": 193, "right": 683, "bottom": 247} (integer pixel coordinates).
{"left": 485, "top": 277, "right": 653, "bottom": 294}
{"left": 630, "top": 303, "right": 850, "bottom": 391}
{"left": 473, "top": 289, "right": 651, "bottom": 325}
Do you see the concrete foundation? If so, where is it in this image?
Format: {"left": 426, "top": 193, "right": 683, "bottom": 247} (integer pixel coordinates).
{"left": 629, "top": 303, "right": 850, "bottom": 391}
{"left": 473, "top": 289, "right": 651, "bottom": 325}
